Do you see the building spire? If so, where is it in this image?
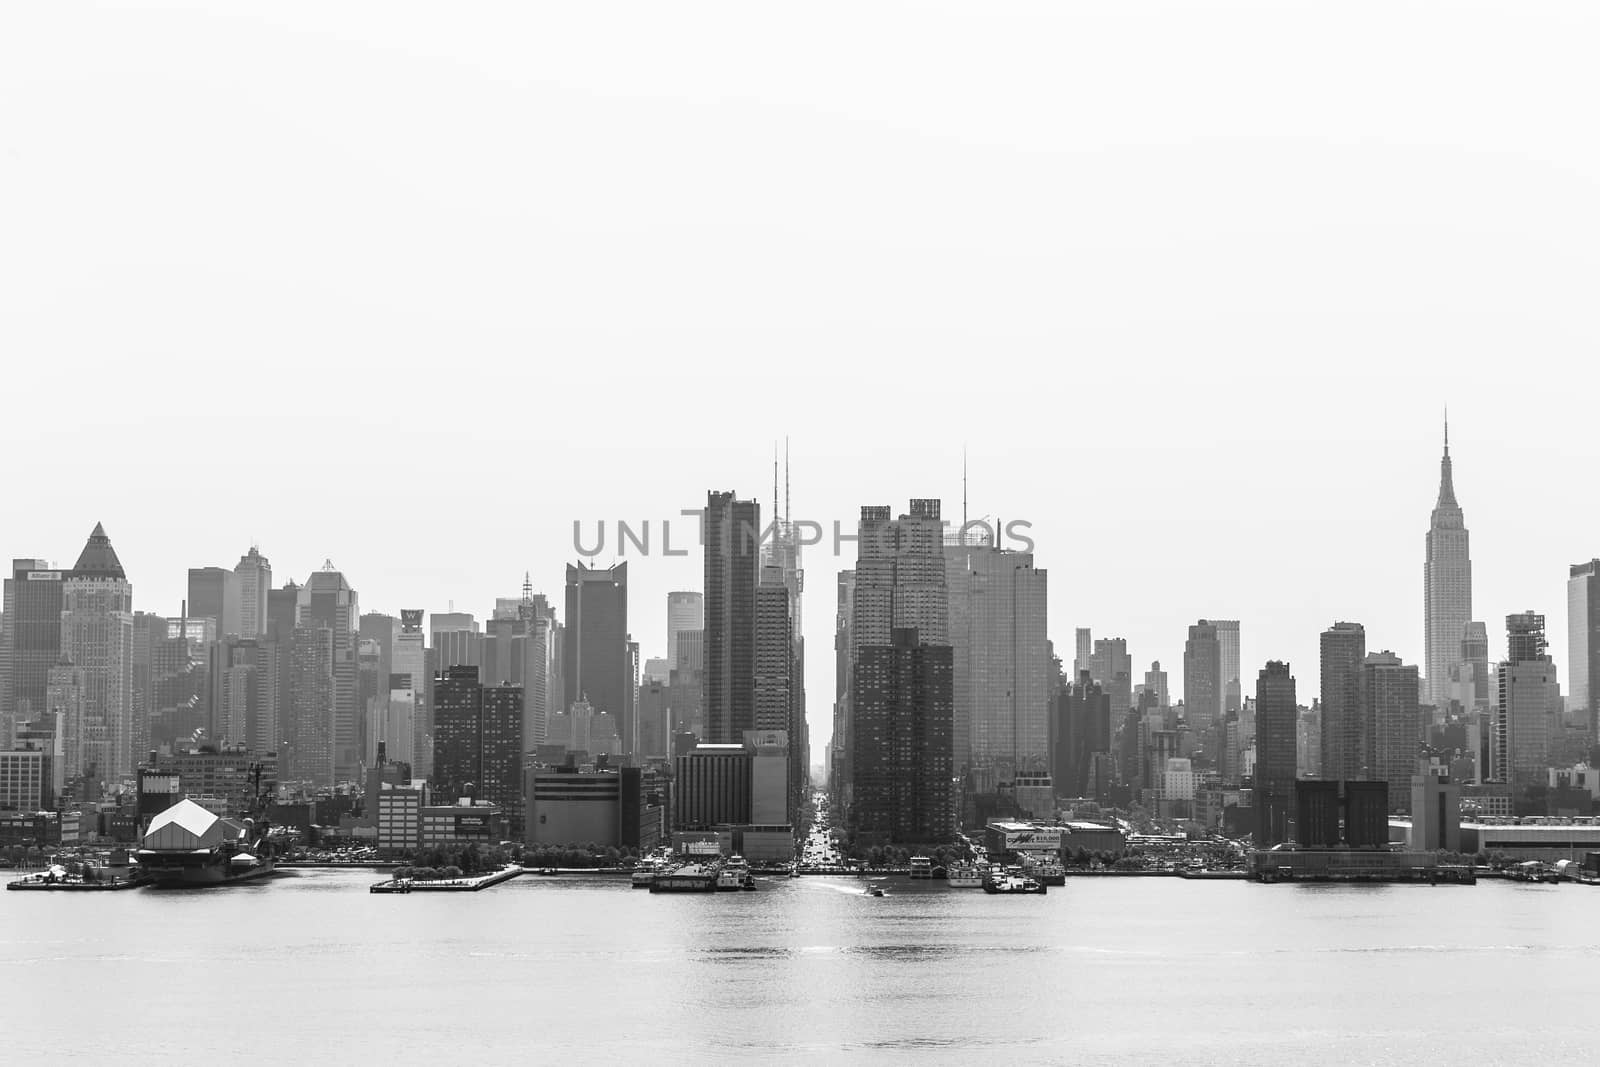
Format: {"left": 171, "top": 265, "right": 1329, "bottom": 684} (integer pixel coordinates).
{"left": 1433, "top": 415, "right": 1460, "bottom": 515}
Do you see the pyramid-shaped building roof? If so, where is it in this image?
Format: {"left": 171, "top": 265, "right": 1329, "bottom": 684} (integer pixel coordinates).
{"left": 72, "top": 522, "right": 126, "bottom": 579}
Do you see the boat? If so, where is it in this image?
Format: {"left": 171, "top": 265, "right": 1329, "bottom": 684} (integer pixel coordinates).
{"left": 631, "top": 862, "right": 664, "bottom": 889}
{"left": 370, "top": 879, "right": 412, "bottom": 894}
{"left": 717, "top": 856, "right": 751, "bottom": 891}
{"left": 945, "top": 862, "right": 986, "bottom": 889}
{"left": 909, "top": 855, "right": 934, "bottom": 879}
{"left": 136, "top": 763, "right": 278, "bottom": 889}
{"left": 983, "top": 872, "right": 1047, "bottom": 895}
{"left": 650, "top": 862, "right": 719, "bottom": 893}
{"left": 1026, "top": 859, "right": 1066, "bottom": 886}
{"left": 866, "top": 885, "right": 885, "bottom": 897}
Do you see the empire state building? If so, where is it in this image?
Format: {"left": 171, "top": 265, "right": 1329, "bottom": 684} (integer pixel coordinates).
{"left": 1423, "top": 420, "right": 1472, "bottom": 707}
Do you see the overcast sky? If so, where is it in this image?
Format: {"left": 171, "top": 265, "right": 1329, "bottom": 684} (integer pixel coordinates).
{"left": 5, "top": 2, "right": 1599, "bottom": 761}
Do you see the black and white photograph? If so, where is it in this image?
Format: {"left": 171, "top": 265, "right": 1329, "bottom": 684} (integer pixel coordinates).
{"left": 3, "top": 2, "right": 1598, "bottom": 1062}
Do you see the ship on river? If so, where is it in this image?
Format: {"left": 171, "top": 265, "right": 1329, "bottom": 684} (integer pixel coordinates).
{"left": 136, "top": 798, "right": 277, "bottom": 888}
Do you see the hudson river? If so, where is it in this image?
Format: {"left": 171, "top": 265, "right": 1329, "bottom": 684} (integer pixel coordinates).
{"left": 4, "top": 869, "right": 1595, "bottom": 1063}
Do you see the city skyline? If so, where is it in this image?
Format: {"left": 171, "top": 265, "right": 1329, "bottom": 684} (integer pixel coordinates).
{"left": 4, "top": 425, "right": 1597, "bottom": 758}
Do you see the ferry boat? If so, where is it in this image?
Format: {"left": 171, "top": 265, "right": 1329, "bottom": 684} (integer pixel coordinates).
{"left": 717, "top": 856, "right": 751, "bottom": 891}
{"left": 908, "top": 855, "right": 934, "bottom": 879}
{"left": 631, "top": 861, "right": 665, "bottom": 888}
{"left": 649, "top": 862, "right": 719, "bottom": 893}
{"left": 136, "top": 798, "right": 277, "bottom": 888}
{"left": 945, "top": 862, "right": 986, "bottom": 889}
{"left": 983, "top": 871, "right": 1047, "bottom": 895}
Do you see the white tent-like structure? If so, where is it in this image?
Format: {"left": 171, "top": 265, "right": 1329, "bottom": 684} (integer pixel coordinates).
{"left": 141, "top": 799, "right": 245, "bottom": 852}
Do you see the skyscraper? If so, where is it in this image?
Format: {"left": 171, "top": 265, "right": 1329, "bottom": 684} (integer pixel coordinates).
{"left": 1319, "top": 621, "right": 1366, "bottom": 782}
{"left": 2, "top": 559, "right": 64, "bottom": 750}
{"left": 666, "top": 591, "right": 704, "bottom": 673}
{"left": 430, "top": 664, "right": 527, "bottom": 824}
{"left": 1143, "top": 661, "right": 1169, "bottom": 709}
{"left": 1073, "top": 628, "right": 1092, "bottom": 683}
{"left": 1362, "top": 650, "right": 1420, "bottom": 812}
{"left": 1183, "top": 621, "right": 1222, "bottom": 735}
{"left": 1567, "top": 560, "right": 1600, "bottom": 736}
{"left": 1052, "top": 671, "right": 1111, "bottom": 798}
{"left": 704, "top": 492, "right": 759, "bottom": 744}
{"left": 286, "top": 621, "right": 334, "bottom": 787}
{"left": 1494, "top": 612, "right": 1558, "bottom": 791}
{"left": 946, "top": 544, "right": 1049, "bottom": 795}
{"left": 1254, "top": 661, "right": 1297, "bottom": 847}
{"left": 233, "top": 546, "right": 272, "bottom": 640}
{"left": 562, "top": 562, "right": 630, "bottom": 750}
{"left": 850, "top": 500, "right": 954, "bottom": 844}
{"left": 187, "top": 566, "right": 240, "bottom": 640}
{"left": 59, "top": 525, "right": 134, "bottom": 783}
{"left": 1089, "top": 637, "right": 1132, "bottom": 718}
{"left": 296, "top": 565, "right": 360, "bottom": 782}
{"left": 1214, "top": 620, "right": 1241, "bottom": 715}
{"left": 1424, "top": 419, "right": 1472, "bottom": 707}
{"left": 394, "top": 610, "right": 428, "bottom": 775}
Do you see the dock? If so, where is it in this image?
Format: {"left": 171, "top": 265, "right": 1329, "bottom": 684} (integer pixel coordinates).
{"left": 370, "top": 866, "right": 523, "bottom": 894}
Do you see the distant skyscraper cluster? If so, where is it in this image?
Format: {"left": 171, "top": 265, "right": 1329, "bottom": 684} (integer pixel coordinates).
{"left": 3, "top": 422, "right": 1597, "bottom": 850}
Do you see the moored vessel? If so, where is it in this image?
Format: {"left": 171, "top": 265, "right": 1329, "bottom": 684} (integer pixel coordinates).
{"left": 982, "top": 871, "right": 1047, "bottom": 895}
{"left": 909, "top": 855, "right": 934, "bottom": 879}
{"left": 945, "top": 862, "right": 986, "bottom": 889}
{"left": 136, "top": 798, "right": 278, "bottom": 888}
{"left": 650, "top": 862, "right": 719, "bottom": 893}
{"left": 717, "top": 856, "right": 751, "bottom": 891}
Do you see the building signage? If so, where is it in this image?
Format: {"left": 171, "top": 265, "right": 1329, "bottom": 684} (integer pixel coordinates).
{"left": 455, "top": 814, "right": 488, "bottom": 834}
{"left": 1004, "top": 828, "right": 1064, "bottom": 851}
{"left": 142, "top": 774, "right": 181, "bottom": 794}
{"left": 26, "top": 571, "right": 61, "bottom": 581}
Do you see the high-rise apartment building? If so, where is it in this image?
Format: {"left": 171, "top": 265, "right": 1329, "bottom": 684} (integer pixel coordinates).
{"left": 1073, "top": 628, "right": 1092, "bottom": 683}
{"left": 1424, "top": 421, "right": 1472, "bottom": 707}
{"left": 704, "top": 492, "right": 759, "bottom": 744}
{"left": 1494, "top": 613, "right": 1559, "bottom": 790}
{"left": 1183, "top": 621, "right": 1222, "bottom": 735}
{"left": 1362, "top": 651, "right": 1420, "bottom": 812}
{"left": 830, "top": 570, "right": 855, "bottom": 810}
{"left": 429, "top": 664, "right": 524, "bottom": 827}
{"left": 1568, "top": 560, "right": 1600, "bottom": 735}
{"left": 1319, "top": 621, "right": 1366, "bottom": 782}
{"left": 850, "top": 500, "right": 954, "bottom": 844}
{"left": 286, "top": 621, "right": 335, "bottom": 787}
{"left": 394, "top": 610, "right": 428, "bottom": 776}
{"left": 1254, "top": 661, "right": 1297, "bottom": 847}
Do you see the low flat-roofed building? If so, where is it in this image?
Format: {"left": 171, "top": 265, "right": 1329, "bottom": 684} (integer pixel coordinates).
{"left": 1461, "top": 818, "right": 1600, "bottom": 862}
{"left": 420, "top": 800, "right": 505, "bottom": 849}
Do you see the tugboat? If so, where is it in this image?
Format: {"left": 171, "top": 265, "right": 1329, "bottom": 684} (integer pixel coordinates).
{"left": 982, "top": 871, "right": 1047, "bottom": 895}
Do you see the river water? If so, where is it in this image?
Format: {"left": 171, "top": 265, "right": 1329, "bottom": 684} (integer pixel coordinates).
{"left": 3, "top": 869, "right": 1595, "bottom": 1063}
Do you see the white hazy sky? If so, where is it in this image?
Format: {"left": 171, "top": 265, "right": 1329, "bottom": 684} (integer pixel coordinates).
{"left": 5, "top": 2, "right": 1599, "bottom": 760}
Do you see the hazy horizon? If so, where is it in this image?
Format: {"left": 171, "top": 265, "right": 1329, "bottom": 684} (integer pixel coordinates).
{"left": 6, "top": 2, "right": 1599, "bottom": 755}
